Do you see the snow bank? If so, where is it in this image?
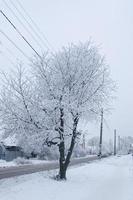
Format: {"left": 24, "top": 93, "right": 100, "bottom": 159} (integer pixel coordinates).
{"left": 0, "top": 158, "right": 54, "bottom": 168}
{"left": 0, "top": 160, "right": 16, "bottom": 168}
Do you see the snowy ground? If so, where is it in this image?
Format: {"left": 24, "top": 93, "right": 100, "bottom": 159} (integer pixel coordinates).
{"left": 0, "top": 155, "right": 133, "bottom": 200}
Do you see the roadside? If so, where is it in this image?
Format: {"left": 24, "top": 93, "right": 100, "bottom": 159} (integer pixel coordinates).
{"left": 0, "top": 155, "right": 98, "bottom": 180}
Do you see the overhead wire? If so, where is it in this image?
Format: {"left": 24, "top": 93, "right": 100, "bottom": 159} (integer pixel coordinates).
{"left": 0, "top": 29, "right": 31, "bottom": 60}
{"left": 0, "top": 10, "right": 42, "bottom": 58}
{"left": 2, "top": 0, "right": 44, "bottom": 52}
{"left": 14, "top": 0, "right": 55, "bottom": 52}
{"left": 90, "top": 108, "right": 112, "bottom": 135}
{"left": 9, "top": 0, "right": 52, "bottom": 52}
{"left": 0, "top": 0, "right": 56, "bottom": 68}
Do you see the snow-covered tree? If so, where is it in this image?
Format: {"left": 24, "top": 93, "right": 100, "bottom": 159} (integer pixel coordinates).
{"left": 87, "top": 136, "right": 113, "bottom": 155}
{"left": 0, "top": 66, "right": 47, "bottom": 154}
{"left": 118, "top": 136, "right": 133, "bottom": 154}
{"left": 88, "top": 136, "right": 100, "bottom": 154}
{"left": 0, "top": 41, "right": 114, "bottom": 180}
{"left": 31, "top": 42, "right": 114, "bottom": 179}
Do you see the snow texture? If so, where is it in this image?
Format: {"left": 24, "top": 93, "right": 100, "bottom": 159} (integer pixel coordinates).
{"left": 0, "top": 155, "right": 133, "bottom": 200}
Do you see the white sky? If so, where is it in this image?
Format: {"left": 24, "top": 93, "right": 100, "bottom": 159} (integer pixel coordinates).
{"left": 0, "top": 0, "right": 133, "bottom": 141}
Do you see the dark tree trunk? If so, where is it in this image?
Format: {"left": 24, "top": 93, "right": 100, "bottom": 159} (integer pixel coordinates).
{"left": 65, "top": 115, "right": 79, "bottom": 171}
{"left": 58, "top": 107, "right": 66, "bottom": 180}
{"left": 59, "top": 141, "right": 66, "bottom": 179}
{"left": 57, "top": 111, "right": 79, "bottom": 180}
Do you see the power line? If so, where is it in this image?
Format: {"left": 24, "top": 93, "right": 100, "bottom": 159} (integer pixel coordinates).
{"left": 0, "top": 29, "right": 30, "bottom": 60}
{"left": 0, "top": 10, "right": 42, "bottom": 58}
{"left": 2, "top": 0, "right": 44, "bottom": 51}
{"left": 15, "top": 0, "right": 55, "bottom": 51}
{"left": 90, "top": 108, "right": 112, "bottom": 133}
{"left": 9, "top": 0, "right": 52, "bottom": 52}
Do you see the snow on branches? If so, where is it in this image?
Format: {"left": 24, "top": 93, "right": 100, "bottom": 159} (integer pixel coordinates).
{"left": 0, "top": 41, "right": 115, "bottom": 179}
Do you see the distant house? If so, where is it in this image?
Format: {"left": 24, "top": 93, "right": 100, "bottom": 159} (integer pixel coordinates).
{"left": 0, "top": 142, "right": 24, "bottom": 161}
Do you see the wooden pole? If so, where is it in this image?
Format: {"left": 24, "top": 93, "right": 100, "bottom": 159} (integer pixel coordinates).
{"left": 114, "top": 129, "right": 117, "bottom": 155}
{"left": 98, "top": 108, "right": 103, "bottom": 157}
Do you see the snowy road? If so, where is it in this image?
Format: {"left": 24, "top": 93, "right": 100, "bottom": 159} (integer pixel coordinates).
{"left": 0, "top": 155, "right": 133, "bottom": 200}
{"left": 0, "top": 155, "right": 97, "bottom": 180}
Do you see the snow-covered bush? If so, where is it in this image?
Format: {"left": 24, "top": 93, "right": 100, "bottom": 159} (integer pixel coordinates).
{"left": 87, "top": 136, "right": 113, "bottom": 155}
{"left": 72, "top": 145, "right": 90, "bottom": 157}
{"left": 38, "top": 146, "right": 59, "bottom": 160}
{"left": 13, "top": 157, "right": 32, "bottom": 165}
{"left": 117, "top": 136, "right": 133, "bottom": 155}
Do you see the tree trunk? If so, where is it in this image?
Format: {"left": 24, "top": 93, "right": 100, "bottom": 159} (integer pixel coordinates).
{"left": 58, "top": 107, "right": 66, "bottom": 180}
{"left": 65, "top": 115, "right": 79, "bottom": 171}
{"left": 59, "top": 141, "right": 66, "bottom": 180}
{"left": 57, "top": 111, "right": 79, "bottom": 180}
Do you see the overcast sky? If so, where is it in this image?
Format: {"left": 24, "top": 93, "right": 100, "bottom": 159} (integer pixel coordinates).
{"left": 0, "top": 0, "right": 133, "bottom": 141}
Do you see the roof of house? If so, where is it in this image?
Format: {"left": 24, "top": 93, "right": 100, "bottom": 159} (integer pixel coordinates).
{"left": 1, "top": 135, "right": 18, "bottom": 147}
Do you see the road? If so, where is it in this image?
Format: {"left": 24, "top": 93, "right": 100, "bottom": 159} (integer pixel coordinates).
{"left": 0, "top": 155, "right": 98, "bottom": 180}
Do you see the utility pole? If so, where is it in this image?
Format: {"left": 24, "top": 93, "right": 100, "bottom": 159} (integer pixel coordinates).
{"left": 82, "top": 134, "right": 85, "bottom": 149}
{"left": 118, "top": 135, "right": 121, "bottom": 152}
{"left": 98, "top": 108, "right": 103, "bottom": 157}
{"left": 114, "top": 129, "right": 117, "bottom": 155}
{"left": 109, "top": 139, "right": 113, "bottom": 154}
